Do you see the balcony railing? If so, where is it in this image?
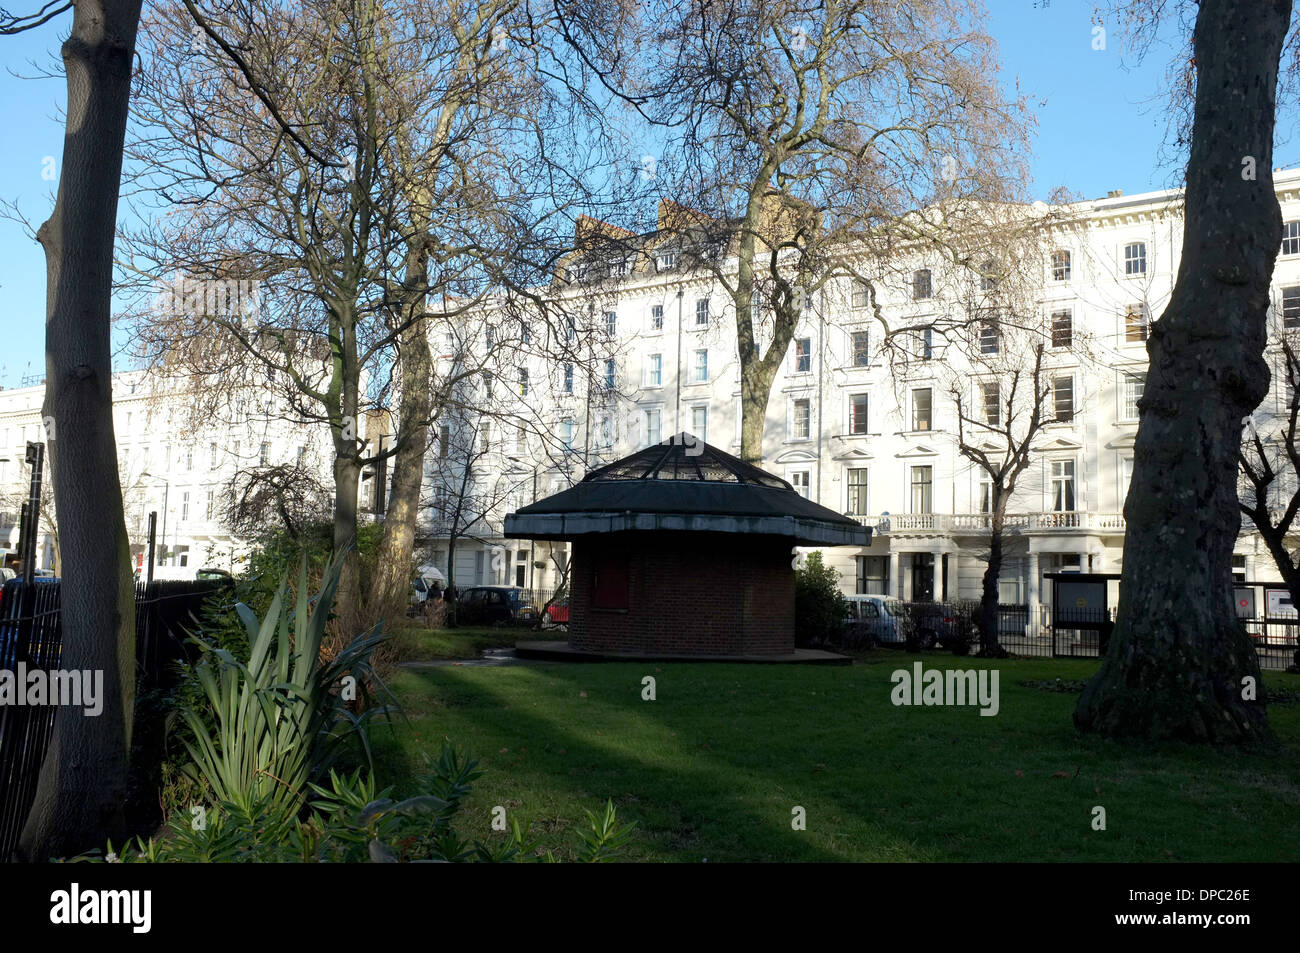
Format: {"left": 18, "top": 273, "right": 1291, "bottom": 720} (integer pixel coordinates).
{"left": 855, "top": 511, "right": 1128, "bottom": 534}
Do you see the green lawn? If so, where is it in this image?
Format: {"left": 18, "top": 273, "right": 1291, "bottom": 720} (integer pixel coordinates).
{"left": 391, "top": 624, "right": 565, "bottom": 662}
{"left": 368, "top": 650, "right": 1300, "bottom": 862}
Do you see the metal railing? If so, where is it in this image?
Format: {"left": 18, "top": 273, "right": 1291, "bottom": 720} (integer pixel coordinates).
{"left": 0, "top": 576, "right": 230, "bottom": 861}
{"left": 856, "top": 512, "right": 1128, "bottom": 534}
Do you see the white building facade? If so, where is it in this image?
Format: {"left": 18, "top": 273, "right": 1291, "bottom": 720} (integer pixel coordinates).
{"left": 419, "top": 171, "right": 1300, "bottom": 617}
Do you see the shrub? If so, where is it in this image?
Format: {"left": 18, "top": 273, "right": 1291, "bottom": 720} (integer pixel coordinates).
{"left": 83, "top": 746, "right": 636, "bottom": 863}
{"left": 177, "top": 551, "right": 396, "bottom": 820}
{"left": 794, "top": 551, "right": 846, "bottom": 648}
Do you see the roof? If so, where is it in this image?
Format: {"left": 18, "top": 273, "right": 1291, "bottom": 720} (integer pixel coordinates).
{"left": 504, "top": 435, "right": 872, "bottom": 546}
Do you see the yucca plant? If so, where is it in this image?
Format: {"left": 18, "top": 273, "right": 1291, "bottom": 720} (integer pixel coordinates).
{"left": 178, "top": 551, "right": 396, "bottom": 819}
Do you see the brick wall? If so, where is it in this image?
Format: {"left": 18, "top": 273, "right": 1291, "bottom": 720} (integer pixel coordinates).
{"left": 568, "top": 531, "right": 795, "bottom": 655}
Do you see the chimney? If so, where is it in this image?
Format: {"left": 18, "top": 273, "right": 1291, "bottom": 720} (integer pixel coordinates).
{"left": 1106, "top": 189, "right": 1123, "bottom": 198}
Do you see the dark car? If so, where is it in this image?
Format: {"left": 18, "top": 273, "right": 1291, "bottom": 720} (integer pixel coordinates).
{"left": 895, "top": 601, "right": 975, "bottom": 651}
{"left": 456, "top": 586, "right": 539, "bottom": 626}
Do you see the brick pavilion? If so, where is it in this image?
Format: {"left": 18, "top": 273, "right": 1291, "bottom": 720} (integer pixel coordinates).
{"left": 504, "top": 434, "right": 871, "bottom": 659}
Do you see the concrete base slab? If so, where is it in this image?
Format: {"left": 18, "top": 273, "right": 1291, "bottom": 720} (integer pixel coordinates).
{"left": 514, "top": 640, "right": 852, "bottom": 665}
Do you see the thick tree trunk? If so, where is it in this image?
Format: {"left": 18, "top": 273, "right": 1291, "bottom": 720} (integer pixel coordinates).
{"left": 367, "top": 319, "right": 431, "bottom": 619}
{"left": 1075, "top": 0, "right": 1291, "bottom": 744}
{"left": 18, "top": 0, "right": 143, "bottom": 861}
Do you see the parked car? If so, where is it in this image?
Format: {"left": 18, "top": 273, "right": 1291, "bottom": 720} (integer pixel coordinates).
{"left": 893, "top": 601, "right": 976, "bottom": 650}
{"left": 842, "top": 595, "right": 902, "bottom": 647}
{"left": 456, "top": 586, "right": 538, "bottom": 626}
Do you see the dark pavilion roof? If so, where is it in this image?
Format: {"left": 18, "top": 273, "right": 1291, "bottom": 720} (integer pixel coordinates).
{"left": 504, "top": 434, "right": 872, "bottom": 546}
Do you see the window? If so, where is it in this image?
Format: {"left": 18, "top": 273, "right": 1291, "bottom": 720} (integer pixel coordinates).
{"left": 1124, "top": 242, "right": 1147, "bottom": 276}
{"left": 604, "top": 359, "right": 616, "bottom": 390}
{"left": 912, "top": 388, "right": 932, "bottom": 431}
{"left": 856, "top": 555, "right": 888, "bottom": 594}
{"left": 791, "top": 471, "right": 810, "bottom": 499}
{"left": 910, "top": 466, "right": 933, "bottom": 514}
{"left": 1120, "top": 456, "right": 1134, "bottom": 508}
{"left": 205, "top": 490, "right": 214, "bottom": 520}
{"left": 852, "top": 279, "right": 871, "bottom": 308}
{"left": 210, "top": 442, "right": 218, "bottom": 469}
{"left": 259, "top": 442, "right": 270, "bottom": 466}
{"left": 914, "top": 327, "right": 933, "bottom": 361}
{"left": 795, "top": 337, "right": 811, "bottom": 373}
{"left": 849, "top": 394, "right": 868, "bottom": 435}
{"left": 439, "top": 425, "right": 450, "bottom": 457}
{"left": 912, "top": 269, "right": 932, "bottom": 300}
{"left": 1125, "top": 304, "right": 1148, "bottom": 342}
{"left": 603, "top": 311, "right": 617, "bottom": 335}
{"left": 645, "top": 408, "right": 662, "bottom": 446}
{"left": 979, "top": 315, "right": 1000, "bottom": 354}
{"left": 483, "top": 370, "right": 494, "bottom": 397}
{"left": 982, "top": 382, "right": 1000, "bottom": 426}
{"left": 519, "top": 321, "right": 531, "bottom": 344}
{"left": 846, "top": 468, "right": 868, "bottom": 515}
{"left": 515, "top": 426, "right": 527, "bottom": 454}
{"left": 692, "top": 349, "right": 708, "bottom": 383}
{"left": 1051, "top": 249, "right": 1072, "bottom": 282}
{"left": 656, "top": 250, "right": 676, "bottom": 272}
{"left": 646, "top": 353, "right": 662, "bottom": 387}
{"left": 1053, "top": 375, "right": 1075, "bottom": 422}
{"left": 1284, "top": 222, "right": 1300, "bottom": 256}
{"left": 651, "top": 304, "right": 663, "bottom": 331}
{"left": 1051, "top": 309, "right": 1073, "bottom": 348}
{"left": 695, "top": 299, "right": 709, "bottom": 326}
{"left": 481, "top": 421, "right": 491, "bottom": 452}
{"left": 1050, "top": 459, "right": 1076, "bottom": 511}
{"left": 1122, "top": 372, "right": 1145, "bottom": 421}
{"left": 561, "top": 417, "right": 575, "bottom": 448}
{"left": 519, "top": 367, "right": 529, "bottom": 396}
{"left": 608, "top": 258, "right": 628, "bottom": 278}
{"left": 599, "top": 415, "right": 613, "bottom": 448}
{"left": 297, "top": 445, "right": 307, "bottom": 468}
{"left": 181, "top": 492, "right": 189, "bottom": 522}
{"left": 691, "top": 405, "right": 709, "bottom": 442}
{"left": 979, "top": 259, "right": 998, "bottom": 291}
{"left": 978, "top": 474, "right": 993, "bottom": 514}
{"left": 486, "top": 326, "right": 496, "bottom": 348}
{"left": 793, "top": 399, "right": 811, "bottom": 439}
{"left": 750, "top": 290, "right": 763, "bottom": 323}
{"left": 1282, "top": 286, "right": 1300, "bottom": 328}
{"left": 184, "top": 447, "right": 193, "bottom": 470}
{"left": 566, "top": 316, "right": 577, "bottom": 342}
{"left": 563, "top": 363, "right": 574, "bottom": 394}
{"left": 851, "top": 330, "right": 870, "bottom": 367}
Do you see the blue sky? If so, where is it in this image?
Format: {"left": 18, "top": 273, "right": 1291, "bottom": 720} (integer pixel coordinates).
{"left": 1, "top": 0, "right": 1294, "bottom": 387}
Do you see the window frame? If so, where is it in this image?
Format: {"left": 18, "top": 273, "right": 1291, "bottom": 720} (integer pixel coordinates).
{"left": 1050, "top": 249, "right": 1072, "bottom": 282}
{"left": 911, "top": 387, "right": 933, "bottom": 432}
{"left": 1052, "top": 374, "right": 1075, "bottom": 423}
{"left": 848, "top": 393, "right": 869, "bottom": 435}
{"left": 1123, "top": 241, "right": 1147, "bottom": 276}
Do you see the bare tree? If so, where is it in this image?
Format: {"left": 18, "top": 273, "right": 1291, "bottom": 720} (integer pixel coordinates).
{"left": 1239, "top": 329, "right": 1300, "bottom": 670}
{"left": 2, "top": 0, "right": 144, "bottom": 861}
{"left": 634, "top": 0, "right": 1033, "bottom": 462}
{"left": 1075, "top": 0, "right": 1291, "bottom": 744}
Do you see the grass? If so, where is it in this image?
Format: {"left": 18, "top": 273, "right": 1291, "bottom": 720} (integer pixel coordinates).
{"left": 367, "top": 648, "right": 1300, "bottom": 862}
{"left": 390, "top": 623, "right": 565, "bottom": 662}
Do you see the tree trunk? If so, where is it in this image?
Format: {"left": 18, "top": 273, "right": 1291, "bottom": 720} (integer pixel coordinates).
{"left": 18, "top": 0, "right": 143, "bottom": 861}
{"left": 444, "top": 530, "right": 458, "bottom": 628}
{"left": 366, "top": 320, "right": 431, "bottom": 620}
{"left": 333, "top": 447, "right": 362, "bottom": 620}
{"left": 978, "top": 510, "right": 1006, "bottom": 657}
{"left": 1251, "top": 523, "right": 1300, "bottom": 670}
{"left": 1075, "top": 0, "right": 1291, "bottom": 744}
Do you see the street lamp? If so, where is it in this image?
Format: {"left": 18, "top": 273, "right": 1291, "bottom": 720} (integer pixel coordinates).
{"left": 140, "top": 471, "right": 170, "bottom": 578}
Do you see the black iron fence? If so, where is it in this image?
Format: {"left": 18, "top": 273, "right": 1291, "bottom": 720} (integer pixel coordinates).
{"left": 844, "top": 596, "right": 1295, "bottom": 671}
{"left": 0, "top": 576, "right": 231, "bottom": 861}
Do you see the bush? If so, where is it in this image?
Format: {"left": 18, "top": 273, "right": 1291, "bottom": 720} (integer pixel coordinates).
{"left": 794, "top": 551, "right": 846, "bottom": 648}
